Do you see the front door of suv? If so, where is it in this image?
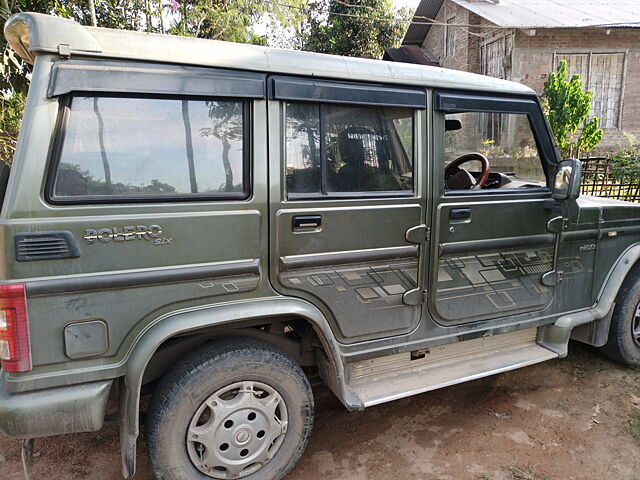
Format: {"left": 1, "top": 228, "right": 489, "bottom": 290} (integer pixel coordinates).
{"left": 268, "top": 77, "right": 428, "bottom": 344}
{"left": 429, "top": 92, "right": 560, "bottom": 326}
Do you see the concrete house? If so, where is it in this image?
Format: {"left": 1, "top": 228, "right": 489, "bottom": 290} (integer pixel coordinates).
{"left": 401, "top": 0, "right": 640, "bottom": 152}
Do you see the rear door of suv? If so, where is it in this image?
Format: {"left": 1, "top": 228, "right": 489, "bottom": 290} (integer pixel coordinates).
{"left": 267, "top": 77, "right": 429, "bottom": 343}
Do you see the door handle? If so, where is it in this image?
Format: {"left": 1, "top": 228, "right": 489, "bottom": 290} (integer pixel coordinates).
{"left": 449, "top": 208, "right": 472, "bottom": 222}
{"left": 403, "top": 224, "right": 429, "bottom": 306}
{"left": 292, "top": 215, "right": 322, "bottom": 231}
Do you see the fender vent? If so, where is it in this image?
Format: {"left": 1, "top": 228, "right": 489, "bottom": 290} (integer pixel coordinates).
{"left": 15, "top": 231, "right": 80, "bottom": 262}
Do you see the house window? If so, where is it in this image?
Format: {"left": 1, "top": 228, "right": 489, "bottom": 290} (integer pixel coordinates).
{"left": 556, "top": 52, "right": 625, "bottom": 128}
{"left": 445, "top": 16, "right": 456, "bottom": 57}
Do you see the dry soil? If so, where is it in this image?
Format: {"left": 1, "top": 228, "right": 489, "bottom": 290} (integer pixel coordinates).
{"left": 1, "top": 342, "right": 639, "bottom": 480}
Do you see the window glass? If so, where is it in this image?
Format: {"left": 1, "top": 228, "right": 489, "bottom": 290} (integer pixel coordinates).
{"left": 285, "top": 102, "right": 413, "bottom": 196}
{"left": 444, "top": 111, "right": 546, "bottom": 191}
{"left": 285, "top": 102, "right": 320, "bottom": 194}
{"left": 53, "top": 96, "right": 246, "bottom": 199}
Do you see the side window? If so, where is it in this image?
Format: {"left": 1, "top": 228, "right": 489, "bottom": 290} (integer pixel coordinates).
{"left": 444, "top": 111, "right": 547, "bottom": 192}
{"left": 52, "top": 96, "right": 247, "bottom": 201}
{"left": 285, "top": 102, "right": 414, "bottom": 197}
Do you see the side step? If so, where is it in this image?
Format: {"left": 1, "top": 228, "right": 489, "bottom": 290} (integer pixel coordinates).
{"left": 348, "top": 328, "right": 557, "bottom": 407}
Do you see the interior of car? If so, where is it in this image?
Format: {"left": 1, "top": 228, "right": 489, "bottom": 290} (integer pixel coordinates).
{"left": 443, "top": 114, "right": 548, "bottom": 191}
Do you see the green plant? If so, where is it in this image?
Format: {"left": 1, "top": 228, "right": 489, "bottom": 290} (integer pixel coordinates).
{"left": 508, "top": 463, "right": 549, "bottom": 480}
{"left": 0, "top": 91, "right": 25, "bottom": 165}
{"left": 609, "top": 133, "right": 640, "bottom": 182}
{"left": 629, "top": 409, "right": 640, "bottom": 443}
{"left": 542, "top": 60, "right": 603, "bottom": 158}
{"left": 480, "top": 138, "right": 506, "bottom": 158}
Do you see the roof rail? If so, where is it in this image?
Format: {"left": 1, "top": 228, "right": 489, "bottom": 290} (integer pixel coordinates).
{"left": 4, "top": 12, "right": 102, "bottom": 64}
{"left": 2, "top": 12, "right": 535, "bottom": 96}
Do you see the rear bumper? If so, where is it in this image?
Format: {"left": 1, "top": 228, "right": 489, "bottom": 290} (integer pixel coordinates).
{"left": 0, "top": 373, "right": 112, "bottom": 438}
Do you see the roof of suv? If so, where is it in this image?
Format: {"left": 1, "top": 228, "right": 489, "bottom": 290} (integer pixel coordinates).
{"left": 4, "top": 12, "right": 535, "bottom": 96}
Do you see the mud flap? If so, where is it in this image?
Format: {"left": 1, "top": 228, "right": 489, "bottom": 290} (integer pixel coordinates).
{"left": 119, "top": 382, "right": 137, "bottom": 478}
{"left": 21, "top": 438, "right": 33, "bottom": 480}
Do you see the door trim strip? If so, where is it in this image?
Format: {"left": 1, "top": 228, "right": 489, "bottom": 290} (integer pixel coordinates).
{"left": 439, "top": 234, "right": 555, "bottom": 256}
{"left": 26, "top": 259, "right": 260, "bottom": 296}
{"left": 280, "top": 246, "right": 418, "bottom": 272}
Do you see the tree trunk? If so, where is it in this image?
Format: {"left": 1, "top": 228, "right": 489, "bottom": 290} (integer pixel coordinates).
{"left": 158, "top": 0, "right": 165, "bottom": 33}
{"left": 88, "top": 0, "right": 97, "bottom": 26}
{"left": 93, "top": 98, "right": 112, "bottom": 193}
{"left": 145, "top": 0, "right": 152, "bottom": 32}
{"left": 222, "top": 135, "right": 233, "bottom": 191}
{"left": 181, "top": 100, "right": 198, "bottom": 193}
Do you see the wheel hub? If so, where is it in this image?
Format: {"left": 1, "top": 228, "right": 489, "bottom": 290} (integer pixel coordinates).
{"left": 186, "top": 381, "right": 288, "bottom": 479}
{"left": 234, "top": 427, "right": 251, "bottom": 445}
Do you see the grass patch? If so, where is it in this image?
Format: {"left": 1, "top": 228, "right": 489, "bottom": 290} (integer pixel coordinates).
{"left": 629, "top": 410, "right": 640, "bottom": 443}
{"left": 509, "top": 464, "right": 549, "bottom": 480}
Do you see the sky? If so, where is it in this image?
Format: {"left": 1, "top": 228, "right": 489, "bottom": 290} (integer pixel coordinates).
{"left": 395, "top": 0, "right": 421, "bottom": 9}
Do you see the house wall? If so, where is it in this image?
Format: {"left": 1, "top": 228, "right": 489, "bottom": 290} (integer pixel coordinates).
{"left": 513, "top": 28, "right": 640, "bottom": 152}
{"left": 422, "top": 0, "right": 482, "bottom": 73}
{"left": 421, "top": 3, "right": 640, "bottom": 153}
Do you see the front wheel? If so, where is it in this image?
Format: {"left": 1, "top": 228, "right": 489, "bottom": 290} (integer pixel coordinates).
{"left": 146, "top": 338, "right": 314, "bottom": 480}
{"left": 600, "top": 269, "right": 640, "bottom": 368}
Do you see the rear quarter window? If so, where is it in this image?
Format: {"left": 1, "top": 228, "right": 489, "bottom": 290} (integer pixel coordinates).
{"left": 50, "top": 96, "right": 249, "bottom": 202}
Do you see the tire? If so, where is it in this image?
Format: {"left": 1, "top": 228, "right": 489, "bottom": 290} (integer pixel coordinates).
{"left": 600, "top": 268, "right": 640, "bottom": 367}
{"left": 146, "top": 337, "right": 314, "bottom": 480}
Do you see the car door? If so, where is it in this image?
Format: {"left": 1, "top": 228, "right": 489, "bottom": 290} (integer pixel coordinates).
{"left": 429, "top": 91, "right": 561, "bottom": 325}
{"left": 267, "top": 77, "right": 429, "bottom": 343}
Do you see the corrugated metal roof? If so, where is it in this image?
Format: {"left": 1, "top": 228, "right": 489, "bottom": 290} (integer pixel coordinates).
{"left": 403, "top": 0, "right": 444, "bottom": 45}
{"left": 403, "top": 0, "right": 640, "bottom": 45}
{"left": 453, "top": 0, "right": 640, "bottom": 29}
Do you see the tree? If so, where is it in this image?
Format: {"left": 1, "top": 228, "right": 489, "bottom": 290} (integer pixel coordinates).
{"left": 199, "top": 101, "right": 244, "bottom": 192}
{"left": 542, "top": 60, "right": 603, "bottom": 158}
{"left": 167, "top": 0, "right": 307, "bottom": 45}
{"left": 301, "top": 0, "right": 409, "bottom": 59}
{"left": 0, "top": 0, "right": 308, "bottom": 164}
{"left": 0, "top": 91, "right": 24, "bottom": 164}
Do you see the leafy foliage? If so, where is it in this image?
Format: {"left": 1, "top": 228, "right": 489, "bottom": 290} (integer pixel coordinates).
{"left": 609, "top": 133, "right": 640, "bottom": 182}
{"left": 0, "top": 0, "right": 410, "bottom": 166}
{"left": 301, "top": 0, "right": 409, "bottom": 59}
{"left": 629, "top": 409, "right": 640, "bottom": 444}
{"left": 0, "top": 0, "right": 307, "bottom": 164}
{"left": 541, "top": 60, "right": 603, "bottom": 158}
{"left": 0, "top": 91, "right": 24, "bottom": 164}
{"left": 168, "top": 0, "right": 306, "bottom": 45}
{"left": 57, "top": 163, "right": 178, "bottom": 195}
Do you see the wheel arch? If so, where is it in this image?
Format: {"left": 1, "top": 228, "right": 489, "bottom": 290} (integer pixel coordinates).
{"left": 571, "top": 242, "right": 640, "bottom": 347}
{"left": 118, "top": 296, "right": 357, "bottom": 478}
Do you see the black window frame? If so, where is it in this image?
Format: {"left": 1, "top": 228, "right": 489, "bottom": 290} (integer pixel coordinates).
{"left": 283, "top": 101, "right": 417, "bottom": 201}
{"left": 434, "top": 90, "right": 558, "bottom": 197}
{"left": 46, "top": 92, "right": 253, "bottom": 205}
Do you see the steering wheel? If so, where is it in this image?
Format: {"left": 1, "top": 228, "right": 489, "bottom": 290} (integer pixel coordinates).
{"left": 444, "top": 152, "right": 491, "bottom": 190}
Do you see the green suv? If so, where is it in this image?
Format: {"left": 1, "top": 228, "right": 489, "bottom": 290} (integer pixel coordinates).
{"left": 0, "top": 12, "right": 639, "bottom": 480}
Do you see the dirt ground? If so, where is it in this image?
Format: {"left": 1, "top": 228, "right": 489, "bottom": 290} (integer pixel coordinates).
{"left": 1, "top": 342, "right": 639, "bottom": 480}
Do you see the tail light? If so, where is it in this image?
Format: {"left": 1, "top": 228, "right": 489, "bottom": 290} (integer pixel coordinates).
{"left": 0, "top": 283, "right": 31, "bottom": 372}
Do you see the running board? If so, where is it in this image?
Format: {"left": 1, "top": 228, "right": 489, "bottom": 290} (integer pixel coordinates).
{"left": 348, "top": 328, "right": 557, "bottom": 407}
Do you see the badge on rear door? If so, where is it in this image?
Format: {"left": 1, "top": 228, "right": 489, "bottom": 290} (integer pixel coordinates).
{"left": 84, "top": 224, "right": 164, "bottom": 243}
